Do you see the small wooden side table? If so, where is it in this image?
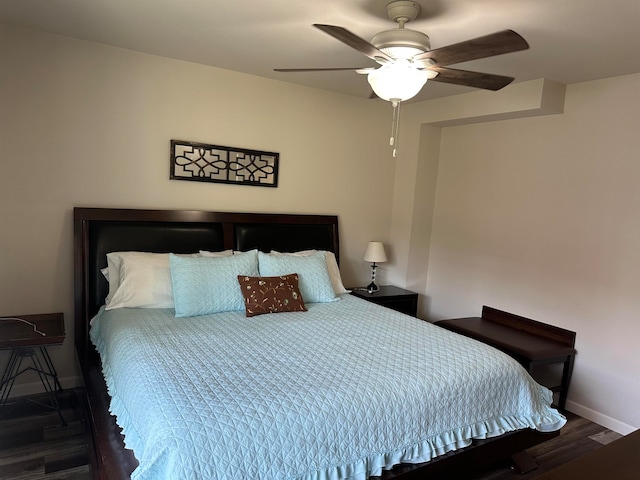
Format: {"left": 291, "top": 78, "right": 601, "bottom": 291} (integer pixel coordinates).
{"left": 0, "top": 313, "right": 66, "bottom": 425}
{"left": 350, "top": 285, "right": 418, "bottom": 317}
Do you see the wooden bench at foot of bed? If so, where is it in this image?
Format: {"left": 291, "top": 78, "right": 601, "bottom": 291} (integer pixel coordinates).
{"left": 437, "top": 306, "right": 577, "bottom": 411}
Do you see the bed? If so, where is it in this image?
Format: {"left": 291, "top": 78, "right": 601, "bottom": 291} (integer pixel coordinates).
{"left": 73, "top": 207, "right": 565, "bottom": 480}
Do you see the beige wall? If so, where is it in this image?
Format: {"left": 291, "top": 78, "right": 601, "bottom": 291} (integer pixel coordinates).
{"left": 0, "top": 25, "right": 395, "bottom": 394}
{"left": 397, "top": 73, "right": 640, "bottom": 433}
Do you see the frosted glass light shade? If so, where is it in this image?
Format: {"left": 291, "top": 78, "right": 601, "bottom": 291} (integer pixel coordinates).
{"left": 367, "top": 61, "right": 429, "bottom": 102}
{"left": 363, "top": 242, "right": 387, "bottom": 263}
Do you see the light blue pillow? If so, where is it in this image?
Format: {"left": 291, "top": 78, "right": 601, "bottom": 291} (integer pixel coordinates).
{"left": 170, "top": 250, "right": 259, "bottom": 317}
{"left": 258, "top": 251, "right": 338, "bottom": 303}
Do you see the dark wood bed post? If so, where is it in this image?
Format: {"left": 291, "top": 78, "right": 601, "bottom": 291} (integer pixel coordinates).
{"left": 74, "top": 211, "right": 90, "bottom": 364}
{"left": 73, "top": 207, "right": 558, "bottom": 480}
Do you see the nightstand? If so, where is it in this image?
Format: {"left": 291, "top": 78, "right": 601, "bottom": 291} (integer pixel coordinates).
{"left": 350, "top": 285, "right": 418, "bottom": 317}
{"left": 0, "top": 313, "right": 66, "bottom": 425}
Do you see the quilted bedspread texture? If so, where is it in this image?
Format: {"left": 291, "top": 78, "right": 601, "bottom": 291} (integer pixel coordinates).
{"left": 90, "top": 295, "right": 566, "bottom": 480}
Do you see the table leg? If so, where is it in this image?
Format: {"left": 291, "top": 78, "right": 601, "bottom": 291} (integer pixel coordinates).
{"left": 0, "top": 347, "right": 66, "bottom": 426}
{"left": 39, "top": 346, "right": 64, "bottom": 393}
{"left": 0, "top": 349, "right": 21, "bottom": 406}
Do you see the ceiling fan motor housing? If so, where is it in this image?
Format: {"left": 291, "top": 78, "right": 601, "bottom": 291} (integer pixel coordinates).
{"left": 372, "top": 29, "right": 431, "bottom": 59}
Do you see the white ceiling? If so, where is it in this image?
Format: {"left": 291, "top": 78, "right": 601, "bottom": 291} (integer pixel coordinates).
{"left": 2, "top": 0, "right": 640, "bottom": 102}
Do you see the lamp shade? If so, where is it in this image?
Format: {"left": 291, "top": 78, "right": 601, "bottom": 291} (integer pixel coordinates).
{"left": 363, "top": 241, "right": 387, "bottom": 263}
{"left": 367, "top": 60, "right": 429, "bottom": 103}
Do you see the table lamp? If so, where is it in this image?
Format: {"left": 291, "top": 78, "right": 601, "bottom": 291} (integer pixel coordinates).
{"left": 363, "top": 241, "right": 387, "bottom": 293}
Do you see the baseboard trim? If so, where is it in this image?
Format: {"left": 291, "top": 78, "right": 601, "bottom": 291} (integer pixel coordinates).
{"left": 565, "top": 399, "right": 637, "bottom": 435}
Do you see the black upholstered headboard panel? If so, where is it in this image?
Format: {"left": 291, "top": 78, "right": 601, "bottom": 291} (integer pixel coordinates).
{"left": 235, "top": 223, "right": 335, "bottom": 254}
{"left": 73, "top": 207, "right": 339, "bottom": 362}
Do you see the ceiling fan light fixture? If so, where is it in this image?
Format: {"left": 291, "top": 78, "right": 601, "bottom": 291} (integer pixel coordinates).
{"left": 367, "top": 60, "right": 429, "bottom": 102}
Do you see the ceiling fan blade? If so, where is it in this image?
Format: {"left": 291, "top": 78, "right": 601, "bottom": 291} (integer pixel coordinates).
{"left": 274, "top": 67, "right": 367, "bottom": 72}
{"left": 414, "top": 30, "right": 529, "bottom": 67}
{"left": 313, "top": 24, "right": 394, "bottom": 64}
{"left": 429, "top": 66, "right": 515, "bottom": 90}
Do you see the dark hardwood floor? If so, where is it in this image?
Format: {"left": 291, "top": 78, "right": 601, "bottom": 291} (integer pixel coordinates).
{"left": 0, "top": 389, "right": 90, "bottom": 480}
{"left": 0, "top": 389, "right": 621, "bottom": 480}
{"left": 471, "top": 412, "right": 621, "bottom": 480}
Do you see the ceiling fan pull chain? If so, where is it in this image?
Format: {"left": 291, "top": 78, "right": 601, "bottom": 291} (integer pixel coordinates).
{"left": 390, "top": 99, "right": 401, "bottom": 157}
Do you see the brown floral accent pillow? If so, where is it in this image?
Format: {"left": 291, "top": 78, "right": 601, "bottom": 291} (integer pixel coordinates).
{"left": 237, "top": 273, "right": 307, "bottom": 317}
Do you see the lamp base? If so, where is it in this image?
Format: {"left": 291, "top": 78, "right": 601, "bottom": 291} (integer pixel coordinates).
{"left": 366, "top": 282, "right": 380, "bottom": 294}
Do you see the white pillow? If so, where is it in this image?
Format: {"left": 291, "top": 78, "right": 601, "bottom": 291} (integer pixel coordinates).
{"left": 199, "top": 250, "right": 234, "bottom": 257}
{"left": 99, "top": 267, "right": 116, "bottom": 308}
{"left": 270, "top": 249, "right": 350, "bottom": 295}
{"left": 104, "top": 254, "right": 126, "bottom": 306}
{"left": 104, "top": 250, "right": 232, "bottom": 309}
{"left": 105, "top": 252, "right": 174, "bottom": 310}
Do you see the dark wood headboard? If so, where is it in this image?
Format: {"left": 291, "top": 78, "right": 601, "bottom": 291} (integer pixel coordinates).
{"left": 73, "top": 207, "right": 339, "bottom": 363}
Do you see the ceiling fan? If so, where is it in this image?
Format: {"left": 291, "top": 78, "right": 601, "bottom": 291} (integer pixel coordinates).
{"left": 275, "top": 1, "right": 530, "bottom": 103}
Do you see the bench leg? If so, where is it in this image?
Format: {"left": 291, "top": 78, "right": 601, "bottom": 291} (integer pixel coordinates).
{"left": 558, "top": 355, "right": 575, "bottom": 412}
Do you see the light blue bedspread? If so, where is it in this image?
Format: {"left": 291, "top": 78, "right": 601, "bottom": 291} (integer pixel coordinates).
{"left": 90, "top": 295, "right": 566, "bottom": 480}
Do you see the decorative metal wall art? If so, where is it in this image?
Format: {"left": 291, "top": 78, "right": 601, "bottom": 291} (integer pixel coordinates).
{"left": 170, "top": 140, "right": 279, "bottom": 187}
